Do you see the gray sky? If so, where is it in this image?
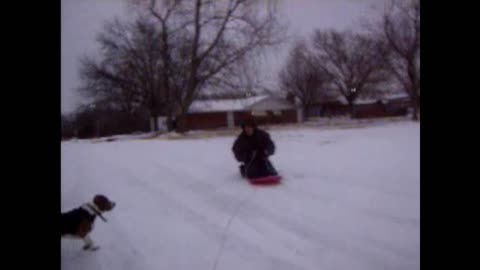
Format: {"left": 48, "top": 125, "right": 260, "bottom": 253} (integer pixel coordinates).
{"left": 61, "top": 0, "right": 388, "bottom": 114}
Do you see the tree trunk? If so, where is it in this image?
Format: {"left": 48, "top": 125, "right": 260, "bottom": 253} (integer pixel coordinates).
{"left": 411, "top": 100, "right": 419, "bottom": 121}
{"left": 407, "top": 60, "right": 420, "bottom": 122}
{"left": 166, "top": 114, "right": 173, "bottom": 132}
{"left": 175, "top": 113, "right": 188, "bottom": 133}
{"left": 412, "top": 107, "right": 418, "bottom": 121}
{"left": 302, "top": 105, "right": 308, "bottom": 121}
{"left": 150, "top": 114, "right": 159, "bottom": 132}
{"left": 96, "top": 120, "right": 100, "bottom": 138}
{"left": 348, "top": 102, "right": 355, "bottom": 118}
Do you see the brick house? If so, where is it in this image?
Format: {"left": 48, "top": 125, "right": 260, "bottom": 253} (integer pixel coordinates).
{"left": 185, "top": 95, "right": 302, "bottom": 130}
{"left": 305, "top": 93, "right": 411, "bottom": 119}
{"left": 352, "top": 93, "right": 411, "bottom": 118}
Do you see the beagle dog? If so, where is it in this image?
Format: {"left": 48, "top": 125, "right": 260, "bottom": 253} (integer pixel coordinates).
{"left": 61, "top": 194, "right": 116, "bottom": 250}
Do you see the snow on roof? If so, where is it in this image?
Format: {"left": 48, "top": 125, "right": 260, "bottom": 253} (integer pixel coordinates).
{"left": 318, "top": 92, "right": 410, "bottom": 105}
{"left": 354, "top": 92, "right": 410, "bottom": 105}
{"left": 354, "top": 98, "right": 383, "bottom": 105}
{"left": 386, "top": 92, "right": 409, "bottom": 99}
{"left": 188, "top": 95, "right": 268, "bottom": 113}
{"left": 249, "top": 96, "right": 296, "bottom": 111}
{"left": 189, "top": 92, "right": 409, "bottom": 112}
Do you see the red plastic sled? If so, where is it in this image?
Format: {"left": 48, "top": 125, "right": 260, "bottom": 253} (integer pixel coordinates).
{"left": 248, "top": 175, "right": 282, "bottom": 185}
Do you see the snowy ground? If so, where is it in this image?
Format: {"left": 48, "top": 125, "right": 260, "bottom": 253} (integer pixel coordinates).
{"left": 61, "top": 121, "right": 420, "bottom": 270}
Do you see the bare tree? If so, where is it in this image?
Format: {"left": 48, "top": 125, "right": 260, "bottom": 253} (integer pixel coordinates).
{"left": 78, "top": 15, "right": 167, "bottom": 131}
{"left": 382, "top": 0, "right": 420, "bottom": 120}
{"left": 311, "top": 30, "right": 390, "bottom": 115}
{"left": 278, "top": 40, "right": 334, "bottom": 119}
{"left": 79, "top": 0, "right": 284, "bottom": 132}
{"left": 141, "top": 0, "right": 284, "bottom": 131}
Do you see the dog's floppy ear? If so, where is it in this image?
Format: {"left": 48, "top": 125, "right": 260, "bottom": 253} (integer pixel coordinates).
{"left": 93, "top": 194, "right": 115, "bottom": 211}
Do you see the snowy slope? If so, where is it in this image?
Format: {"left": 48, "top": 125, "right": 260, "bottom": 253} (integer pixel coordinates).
{"left": 61, "top": 121, "right": 420, "bottom": 270}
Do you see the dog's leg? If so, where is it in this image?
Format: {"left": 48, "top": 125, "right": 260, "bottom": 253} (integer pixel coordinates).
{"left": 82, "top": 235, "right": 99, "bottom": 251}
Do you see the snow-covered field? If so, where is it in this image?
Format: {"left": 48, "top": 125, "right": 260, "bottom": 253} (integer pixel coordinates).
{"left": 61, "top": 121, "right": 420, "bottom": 270}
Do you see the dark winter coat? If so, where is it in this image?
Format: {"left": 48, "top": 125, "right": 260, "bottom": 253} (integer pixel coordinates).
{"left": 232, "top": 128, "right": 277, "bottom": 178}
{"left": 232, "top": 128, "right": 275, "bottom": 162}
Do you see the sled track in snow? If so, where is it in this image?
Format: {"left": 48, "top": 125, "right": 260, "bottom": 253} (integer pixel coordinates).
{"left": 211, "top": 188, "right": 257, "bottom": 270}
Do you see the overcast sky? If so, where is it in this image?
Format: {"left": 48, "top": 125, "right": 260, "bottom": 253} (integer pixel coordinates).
{"left": 61, "top": 0, "right": 389, "bottom": 114}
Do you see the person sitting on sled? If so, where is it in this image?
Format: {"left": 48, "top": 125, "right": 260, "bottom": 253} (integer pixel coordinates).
{"left": 232, "top": 116, "right": 278, "bottom": 179}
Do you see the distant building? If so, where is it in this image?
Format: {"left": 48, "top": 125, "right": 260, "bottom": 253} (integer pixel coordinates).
{"left": 185, "top": 95, "right": 302, "bottom": 130}
{"left": 305, "top": 92, "right": 411, "bottom": 119}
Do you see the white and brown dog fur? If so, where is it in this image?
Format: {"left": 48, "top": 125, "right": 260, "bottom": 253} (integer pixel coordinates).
{"left": 61, "top": 194, "right": 116, "bottom": 250}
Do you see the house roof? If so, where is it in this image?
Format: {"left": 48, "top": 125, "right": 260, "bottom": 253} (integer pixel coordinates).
{"left": 354, "top": 93, "right": 410, "bottom": 104}
{"left": 314, "top": 92, "right": 410, "bottom": 105}
{"left": 188, "top": 94, "right": 299, "bottom": 113}
{"left": 188, "top": 95, "right": 268, "bottom": 113}
{"left": 249, "top": 96, "right": 296, "bottom": 111}
{"left": 188, "top": 92, "right": 409, "bottom": 113}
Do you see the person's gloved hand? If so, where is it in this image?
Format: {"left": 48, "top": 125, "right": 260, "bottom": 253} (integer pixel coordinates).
{"left": 260, "top": 147, "right": 272, "bottom": 156}
{"left": 256, "top": 148, "right": 270, "bottom": 159}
